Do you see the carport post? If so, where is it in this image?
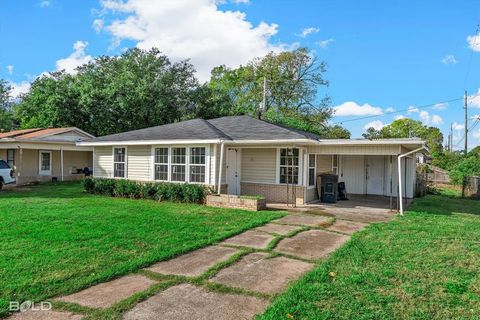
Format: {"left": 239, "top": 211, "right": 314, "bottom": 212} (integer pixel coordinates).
{"left": 217, "top": 140, "right": 225, "bottom": 195}
{"left": 397, "top": 146, "right": 427, "bottom": 215}
{"left": 60, "top": 147, "right": 64, "bottom": 182}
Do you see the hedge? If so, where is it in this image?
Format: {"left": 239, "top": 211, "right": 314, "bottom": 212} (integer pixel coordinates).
{"left": 82, "top": 177, "right": 209, "bottom": 203}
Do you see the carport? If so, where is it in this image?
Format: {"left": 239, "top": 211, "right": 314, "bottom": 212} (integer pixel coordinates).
{"left": 304, "top": 138, "right": 428, "bottom": 213}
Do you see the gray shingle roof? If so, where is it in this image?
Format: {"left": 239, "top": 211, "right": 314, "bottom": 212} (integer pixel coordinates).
{"left": 87, "top": 116, "right": 320, "bottom": 143}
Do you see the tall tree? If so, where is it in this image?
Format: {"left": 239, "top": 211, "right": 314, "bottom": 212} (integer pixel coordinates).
{"left": 15, "top": 48, "right": 198, "bottom": 136}
{"left": 362, "top": 118, "right": 443, "bottom": 152}
{"left": 0, "top": 80, "right": 14, "bottom": 131}
{"left": 208, "top": 48, "right": 349, "bottom": 138}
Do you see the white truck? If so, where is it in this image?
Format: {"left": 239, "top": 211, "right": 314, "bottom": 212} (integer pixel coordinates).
{"left": 0, "top": 159, "right": 15, "bottom": 190}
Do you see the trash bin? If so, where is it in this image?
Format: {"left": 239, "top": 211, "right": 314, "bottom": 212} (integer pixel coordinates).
{"left": 319, "top": 173, "right": 338, "bottom": 203}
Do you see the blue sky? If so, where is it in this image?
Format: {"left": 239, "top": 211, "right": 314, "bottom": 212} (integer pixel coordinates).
{"left": 1, "top": 0, "right": 480, "bottom": 147}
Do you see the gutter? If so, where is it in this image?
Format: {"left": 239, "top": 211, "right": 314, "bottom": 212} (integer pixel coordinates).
{"left": 398, "top": 145, "right": 429, "bottom": 215}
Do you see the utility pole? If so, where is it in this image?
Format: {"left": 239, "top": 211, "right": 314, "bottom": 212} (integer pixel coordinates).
{"left": 462, "top": 90, "right": 468, "bottom": 198}
{"left": 464, "top": 90, "right": 468, "bottom": 155}
{"left": 449, "top": 122, "right": 453, "bottom": 152}
{"left": 259, "top": 77, "right": 267, "bottom": 120}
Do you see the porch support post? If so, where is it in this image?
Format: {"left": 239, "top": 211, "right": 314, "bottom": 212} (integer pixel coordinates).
{"left": 217, "top": 140, "right": 225, "bottom": 195}
{"left": 60, "top": 147, "right": 64, "bottom": 182}
{"left": 398, "top": 145, "right": 427, "bottom": 215}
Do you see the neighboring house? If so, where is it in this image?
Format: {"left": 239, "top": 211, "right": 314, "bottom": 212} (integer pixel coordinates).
{"left": 0, "top": 127, "right": 94, "bottom": 185}
{"left": 77, "top": 116, "right": 427, "bottom": 206}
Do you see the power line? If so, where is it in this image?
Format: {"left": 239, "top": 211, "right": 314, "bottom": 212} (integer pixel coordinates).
{"left": 333, "top": 97, "right": 464, "bottom": 124}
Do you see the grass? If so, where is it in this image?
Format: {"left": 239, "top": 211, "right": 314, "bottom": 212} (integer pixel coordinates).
{"left": 259, "top": 188, "right": 480, "bottom": 320}
{"left": 0, "top": 182, "right": 284, "bottom": 318}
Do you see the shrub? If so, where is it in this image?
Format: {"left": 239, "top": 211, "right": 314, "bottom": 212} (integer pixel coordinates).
{"left": 82, "top": 178, "right": 207, "bottom": 203}
{"left": 82, "top": 177, "right": 95, "bottom": 193}
{"left": 114, "top": 179, "right": 141, "bottom": 199}
{"left": 93, "top": 179, "right": 116, "bottom": 196}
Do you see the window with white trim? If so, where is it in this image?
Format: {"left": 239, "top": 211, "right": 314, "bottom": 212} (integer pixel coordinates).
{"left": 113, "top": 147, "right": 126, "bottom": 178}
{"left": 279, "top": 148, "right": 299, "bottom": 184}
{"left": 171, "top": 147, "right": 186, "bottom": 182}
{"left": 154, "top": 147, "right": 169, "bottom": 181}
{"left": 189, "top": 147, "right": 206, "bottom": 183}
{"left": 308, "top": 154, "right": 316, "bottom": 186}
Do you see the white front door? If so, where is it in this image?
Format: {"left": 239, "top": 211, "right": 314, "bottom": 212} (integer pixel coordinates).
{"left": 39, "top": 151, "right": 52, "bottom": 176}
{"left": 226, "top": 148, "right": 241, "bottom": 194}
{"left": 366, "top": 156, "right": 384, "bottom": 195}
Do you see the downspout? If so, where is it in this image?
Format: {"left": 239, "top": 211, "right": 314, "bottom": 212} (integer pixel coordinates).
{"left": 217, "top": 140, "right": 225, "bottom": 195}
{"left": 398, "top": 145, "right": 427, "bottom": 215}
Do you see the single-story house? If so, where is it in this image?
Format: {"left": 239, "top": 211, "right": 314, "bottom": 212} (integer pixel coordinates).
{"left": 77, "top": 116, "right": 427, "bottom": 212}
{"left": 0, "top": 127, "right": 94, "bottom": 185}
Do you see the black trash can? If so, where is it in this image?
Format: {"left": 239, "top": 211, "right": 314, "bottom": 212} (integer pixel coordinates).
{"left": 319, "top": 173, "right": 338, "bottom": 203}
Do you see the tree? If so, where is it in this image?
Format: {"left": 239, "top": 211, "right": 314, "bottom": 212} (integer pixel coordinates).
{"left": 15, "top": 48, "right": 198, "bottom": 136}
{"left": 362, "top": 118, "right": 444, "bottom": 153}
{"left": 208, "top": 48, "right": 349, "bottom": 138}
{"left": 449, "top": 156, "right": 480, "bottom": 185}
{"left": 0, "top": 80, "right": 14, "bottom": 132}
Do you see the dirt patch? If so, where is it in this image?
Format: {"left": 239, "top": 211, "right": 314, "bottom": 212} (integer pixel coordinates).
{"left": 123, "top": 284, "right": 268, "bottom": 320}
{"left": 146, "top": 246, "right": 239, "bottom": 277}
{"left": 210, "top": 252, "right": 312, "bottom": 294}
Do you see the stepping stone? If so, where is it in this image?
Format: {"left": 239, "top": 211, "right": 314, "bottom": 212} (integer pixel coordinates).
{"left": 221, "top": 230, "right": 274, "bottom": 249}
{"left": 253, "top": 223, "right": 302, "bottom": 235}
{"left": 210, "top": 252, "right": 312, "bottom": 294}
{"left": 123, "top": 283, "right": 268, "bottom": 320}
{"left": 56, "top": 274, "right": 156, "bottom": 309}
{"left": 274, "top": 214, "right": 331, "bottom": 227}
{"left": 146, "top": 246, "right": 239, "bottom": 277}
{"left": 327, "top": 220, "right": 368, "bottom": 235}
{"left": 275, "top": 230, "right": 349, "bottom": 260}
{"left": 7, "top": 310, "right": 82, "bottom": 320}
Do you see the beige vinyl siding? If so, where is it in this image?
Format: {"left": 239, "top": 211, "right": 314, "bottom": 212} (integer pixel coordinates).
{"left": 241, "top": 148, "right": 276, "bottom": 184}
{"left": 127, "top": 146, "right": 151, "bottom": 181}
{"left": 308, "top": 144, "right": 401, "bottom": 155}
{"left": 94, "top": 146, "right": 113, "bottom": 178}
{"left": 0, "top": 149, "right": 6, "bottom": 161}
{"left": 316, "top": 155, "right": 333, "bottom": 174}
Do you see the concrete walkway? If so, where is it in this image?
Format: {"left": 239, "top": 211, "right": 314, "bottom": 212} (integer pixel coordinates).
{"left": 9, "top": 210, "right": 387, "bottom": 320}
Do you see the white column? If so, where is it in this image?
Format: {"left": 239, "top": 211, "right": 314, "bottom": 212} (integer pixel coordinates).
{"left": 60, "top": 147, "right": 64, "bottom": 182}
{"left": 217, "top": 141, "right": 225, "bottom": 194}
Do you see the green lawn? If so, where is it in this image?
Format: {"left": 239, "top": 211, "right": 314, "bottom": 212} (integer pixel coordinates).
{"left": 259, "top": 190, "right": 480, "bottom": 320}
{"left": 0, "top": 182, "right": 283, "bottom": 318}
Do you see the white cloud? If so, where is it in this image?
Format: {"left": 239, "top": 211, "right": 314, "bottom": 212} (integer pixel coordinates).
{"left": 92, "top": 19, "right": 104, "bottom": 32}
{"left": 6, "top": 65, "right": 13, "bottom": 75}
{"left": 40, "top": 0, "right": 50, "bottom": 7}
{"left": 10, "top": 81, "right": 31, "bottom": 98}
{"left": 467, "top": 34, "right": 480, "bottom": 52}
{"left": 231, "top": 0, "right": 250, "bottom": 3}
{"left": 433, "top": 102, "right": 448, "bottom": 110}
{"left": 468, "top": 89, "right": 480, "bottom": 108}
{"left": 419, "top": 110, "right": 443, "bottom": 125}
{"left": 363, "top": 120, "right": 385, "bottom": 131}
{"left": 318, "top": 38, "right": 333, "bottom": 49}
{"left": 452, "top": 121, "right": 464, "bottom": 131}
{"left": 473, "top": 128, "right": 480, "bottom": 140}
{"left": 55, "top": 41, "right": 92, "bottom": 74}
{"left": 395, "top": 115, "right": 406, "bottom": 120}
{"left": 296, "top": 27, "right": 319, "bottom": 38}
{"left": 333, "top": 101, "right": 383, "bottom": 116}
{"left": 385, "top": 107, "right": 395, "bottom": 113}
{"left": 441, "top": 55, "right": 457, "bottom": 65}
{"left": 407, "top": 105, "right": 419, "bottom": 113}
{"left": 100, "top": 0, "right": 285, "bottom": 81}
